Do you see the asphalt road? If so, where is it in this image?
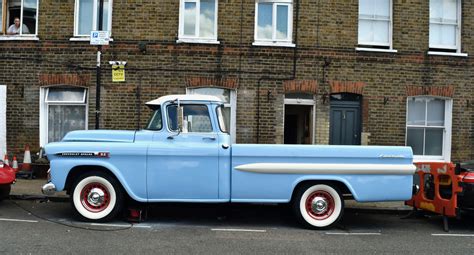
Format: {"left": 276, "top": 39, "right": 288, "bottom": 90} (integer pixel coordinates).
{"left": 1, "top": 199, "right": 474, "bottom": 254}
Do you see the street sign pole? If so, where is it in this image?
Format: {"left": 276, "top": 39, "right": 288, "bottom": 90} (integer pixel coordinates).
{"left": 95, "top": 0, "right": 104, "bottom": 129}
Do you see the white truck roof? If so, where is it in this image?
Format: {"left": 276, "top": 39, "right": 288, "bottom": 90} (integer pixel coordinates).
{"left": 146, "top": 95, "right": 223, "bottom": 106}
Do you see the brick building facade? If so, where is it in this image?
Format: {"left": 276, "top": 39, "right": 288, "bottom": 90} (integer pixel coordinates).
{"left": 0, "top": 0, "right": 473, "bottom": 162}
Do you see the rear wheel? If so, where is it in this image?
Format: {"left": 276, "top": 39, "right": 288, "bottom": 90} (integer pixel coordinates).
{"left": 0, "top": 185, "right": 11, "bottom": 201}
{"left": 70, "top": 172, "right": 124, "bottom": 222}
{"left": 293, "top": 183, "right": 344, "bottom": 229}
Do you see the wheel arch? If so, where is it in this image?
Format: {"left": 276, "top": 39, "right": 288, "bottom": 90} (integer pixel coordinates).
{"left": 65, "top": 165, "right": 139, "bottom": 202}
{"left": 291, "top": 178, "right": 356, "bottom": 203}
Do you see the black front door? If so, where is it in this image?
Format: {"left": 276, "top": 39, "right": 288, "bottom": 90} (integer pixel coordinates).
{"left": 330, "top": 94, "right": 361, "bottom": 145}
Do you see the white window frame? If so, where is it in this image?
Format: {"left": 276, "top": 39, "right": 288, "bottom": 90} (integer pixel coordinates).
{"left": 357, "top": 0, "right": 393, "bottom": 50}
{"left": 0, "top": 0, "right": 39, "bottom": 39}
{"left": 187, "top": 87, "right": 237, "bottom": 144}
{"left": 283, "top": 94, "right": 316, "bottom": 144}
{"left": 429, "top": 0, "right": 461, "bottom": 53}
{"left": 39, "top": 87, "right": 89, "bottom": 147}
{"left": 177, "top": 0, "right": 219, "bottom": 44}
{"left": 73, "top": 0, "right": 113, "bottom": 38}
{"left": 405, "top": 96, "right": 452, "bottom": 162}
{"left": 253, "top": 0, "right": 295, "bottom": 47}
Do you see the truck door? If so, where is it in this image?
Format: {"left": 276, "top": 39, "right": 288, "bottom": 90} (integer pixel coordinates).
{"left": 147, "top": 104, "right": 219, "bottom": 201}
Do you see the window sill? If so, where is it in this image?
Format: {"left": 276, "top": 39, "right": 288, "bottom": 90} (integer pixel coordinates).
{"left": 356, "top": 47, "right": 397, "bottom": 53}
{"left": 69, "top": 37, "right": 114, "bottom": 42}
{"left": 427, "top": 51, "right": 468, "bottom": 57}
{"left": 252, "top": 41, "right": 295, "bottom": 48}
{"left": 0, "top": 36, "right": 39, "bottom": 41}
{"left": 176, "top": 38, "right": 220, "bottom": 44}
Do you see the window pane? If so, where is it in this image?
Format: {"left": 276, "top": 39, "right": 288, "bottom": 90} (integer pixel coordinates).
{"left": 427, "top": 99, "right": 445, "bottom": 126}
{"left": 429, "top": 23, "right": 442, "bottom": 46}
{"left": 373, "top": 20, "right": 389, "bottom": 44}
{"left": 430, "top": 0, "right": 443, "bottom": 20}
{"left": 184, "top": 2, "right": 197, "bottom": 36}
{"left": 257, "top": 3, "right": 272, "bottom": 40}
{"left": 407, "top": 128, "right": 424, "bottom": 155}
{"left": 440, "top": 24, "right": 456, "bottom": 46}
{"left": 358, "top": 20, "right": 373, "bottom": 43}
{"left": 285, "top": 93, "right": 313, "bottom": 100}
{"left": 192, "top": 88, "right": 230, "bottom": 103}
{"left": 184, "top": 105, "right": 212, "bottom": 132}
{"left": 407, "top": 98, "right": 426, "bottom": 125}
{"left": 146, "top": 108, "right": 162, "bottom": 131}
{"left": 359, "top": 0, "right": 374, "bottom": 16}
{"left": 443, "top": 0, "right": 457, "bottom": 21}
{"left": 47, "top": 88, "right": 86, "bottom": 102}
{"left": 96, "top": 0, "right": 109, "bottom": 31}
{"left": 222, "top": 106, "right": 231, "bottom": 133}
{"left": 375, "top": 0, "right": 389, "bottom": 17}
{"left": 425, "top": 128, "right": 443, "bottom": 155}
{"left": 21, "top": 0, "right": 37, "bottom": 34}
{"left": 79, "top": 0, "right": 94, "bottom": 35}
{"left": 48, "top": 105, "right": 86, "bottom": 143}
{"left": 199, "top": 0, "right": 215, "bottom": 37}
{"left": 276, "top": 5, "right": 288, "bottom": 40}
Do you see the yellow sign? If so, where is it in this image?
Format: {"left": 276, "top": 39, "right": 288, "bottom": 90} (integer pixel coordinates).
{"left": 112, "top": 65, "right": 125, "bottom": 82}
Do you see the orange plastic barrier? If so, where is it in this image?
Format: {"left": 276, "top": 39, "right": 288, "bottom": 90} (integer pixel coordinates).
{"left": 405, "top": 162, "right": 463, "bottom": 217}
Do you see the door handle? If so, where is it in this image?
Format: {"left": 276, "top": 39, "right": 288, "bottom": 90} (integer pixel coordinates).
{"left": 202, "top": 137, "right": 216, "bottom": 141}
{"left": 222, "top": 144, "right": 230, "bottom": 149}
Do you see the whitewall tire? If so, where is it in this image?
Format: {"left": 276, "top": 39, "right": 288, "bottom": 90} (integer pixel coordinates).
{"left": 71, "top": 172, "right": 124, "bottom": 222}
{"left": 293, "top": 184, "right": 344, "bottom": 229}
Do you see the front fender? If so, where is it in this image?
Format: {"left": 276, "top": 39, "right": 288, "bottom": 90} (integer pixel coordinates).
{"left": 50, "top": 159, "right": 147, "bottom": 202}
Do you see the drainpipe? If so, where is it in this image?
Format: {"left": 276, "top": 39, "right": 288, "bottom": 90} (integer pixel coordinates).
{"left": 95, "top": 0, "right": 105, "bottom": 129}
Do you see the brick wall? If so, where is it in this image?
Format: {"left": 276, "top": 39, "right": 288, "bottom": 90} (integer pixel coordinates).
{"left": 0, "top": 0, "right": 472, "bottom": 162}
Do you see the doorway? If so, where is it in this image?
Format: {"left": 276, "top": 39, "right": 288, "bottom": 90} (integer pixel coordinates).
{"left": 330, "top": 93, "right": 362, "bottom": 145}
{"left": 284, "top": 93, "right": 315, "bottom": 144}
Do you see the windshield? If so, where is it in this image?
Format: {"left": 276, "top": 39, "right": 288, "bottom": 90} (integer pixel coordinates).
{"left": 145, "top": 106, "right": 162, "bottom": 131}
{"left": 216, "top": 105, "right": 228, "bottom": 133}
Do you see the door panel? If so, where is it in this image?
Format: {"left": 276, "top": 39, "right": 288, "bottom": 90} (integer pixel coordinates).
{"left": 330, "top": 102, "right": 361, "bottom": 145}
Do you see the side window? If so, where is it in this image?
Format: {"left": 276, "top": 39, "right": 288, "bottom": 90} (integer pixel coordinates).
{"left": 167, "top": 104, "right": 213, "bottom": 133}
{"left": 146, "top": 106, "right": 162, "bottom": 131}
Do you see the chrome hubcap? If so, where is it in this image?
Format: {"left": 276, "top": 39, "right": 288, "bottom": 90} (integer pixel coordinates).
{"left": 87, "top": 188, "right": 105, "bottom": 206}
{"left": 311, "top": 196, "right": 328, "bottom": 214}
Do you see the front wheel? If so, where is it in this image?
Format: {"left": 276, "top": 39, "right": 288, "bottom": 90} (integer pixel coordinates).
{"left": 70, "top": 172, "right": 124, "bottom": 222}
{"left": 293, "top": 183, "right": 344, "bottom": 229}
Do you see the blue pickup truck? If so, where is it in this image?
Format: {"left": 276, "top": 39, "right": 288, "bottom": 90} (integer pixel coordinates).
{"left": 43, "top": 95, "right": 416, "bottom": 228}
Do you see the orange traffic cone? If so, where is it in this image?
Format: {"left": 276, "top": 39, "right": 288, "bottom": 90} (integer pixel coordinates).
{"left": 3, "top": 154, "right": 9, "bottom": 166}
{"left": 21, "top": 144, "right": 32, "bottom": 172}
{"left": 12, "top": 156, "right": 19, "bottom": 172}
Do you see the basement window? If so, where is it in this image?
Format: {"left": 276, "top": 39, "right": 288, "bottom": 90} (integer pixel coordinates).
{"left": 40, "top": 87, "right": 88, "bottom": 146}
{"left": 0, "top": 0, "right": 38, "bottom": 38}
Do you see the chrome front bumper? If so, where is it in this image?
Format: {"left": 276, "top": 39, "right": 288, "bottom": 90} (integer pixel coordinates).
{"left": 41, "top": 182, "right": 56, "bottom": 196}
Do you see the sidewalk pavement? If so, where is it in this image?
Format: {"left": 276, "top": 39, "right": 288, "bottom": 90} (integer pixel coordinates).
{"left": 9, "top": 178, "right": 412, "bottom": 212}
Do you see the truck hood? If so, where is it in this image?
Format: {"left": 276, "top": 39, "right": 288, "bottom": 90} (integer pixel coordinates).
{"left": 61, "top": 130, "right": 137, "bottom": 143}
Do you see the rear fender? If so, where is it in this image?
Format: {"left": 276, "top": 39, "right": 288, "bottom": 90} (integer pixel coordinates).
{"left": 292, "top": 177, "right": 358, "bottom": 200}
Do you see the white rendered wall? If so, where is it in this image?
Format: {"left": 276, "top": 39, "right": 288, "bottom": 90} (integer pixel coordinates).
{"left": 0, "top": 86, "right": 6, "bottom": 159}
